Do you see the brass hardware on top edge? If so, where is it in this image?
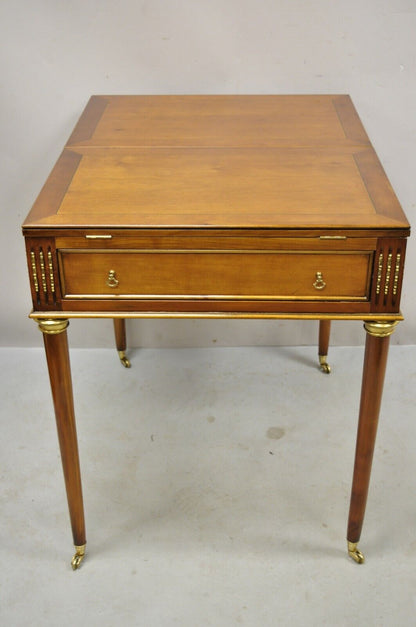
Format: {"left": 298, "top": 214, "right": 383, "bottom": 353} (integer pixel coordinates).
{"left": 36, "top": 319, "right": 69, "bottom": 335}
{"left": 313, "top": 271, "right": 326, "bottom": 290}
{"left": 106, "top": 270, "right": 119, "bottom": 288}
{"left": 319, "top": 235, "right": 347, "bottom": 240}
{"left": 85, "top": 234, "right": 112, "bottom": 239}
{"left": 364, "top": 320, "right": 399, "bottom": 337}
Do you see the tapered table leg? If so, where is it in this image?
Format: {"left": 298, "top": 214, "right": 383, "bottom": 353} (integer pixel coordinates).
{"left": 318, "top": 319, "right": 331, "bottom": 373}
{"left": 347, "top": 320, "right": 399, "bottom": 563}
{"left": 113, "top": 318, "right": 131, "bottom": 368}
{"left": 36, "top": 318, "right": 86, "bottom": 569}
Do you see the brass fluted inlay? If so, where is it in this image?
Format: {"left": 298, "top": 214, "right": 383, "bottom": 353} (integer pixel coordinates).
{"left": 384, "top": 252, "right": 393, "bottom": 296}
{"left": 47, "top": 250, "right": 55, "bottom": 293}
{"left": 30, "top": 251, "right": 39, "bottom": 293}
{"left": 375, "top": 252, "right": 383, "bottom": 295}
{"left": 393, "top": 253, "right": 401, "bottom": 296}
{"left": 39, "top": 249, "right": 47, "bottom": 294}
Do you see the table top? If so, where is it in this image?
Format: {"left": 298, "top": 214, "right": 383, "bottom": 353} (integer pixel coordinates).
{"left": 23, "top": 95, "right": 410, "bottom": 234}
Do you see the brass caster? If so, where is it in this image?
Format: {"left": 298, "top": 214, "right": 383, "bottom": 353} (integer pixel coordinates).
{"left": 348, "top": 541, "right": 365, "bottom": 564}
{"left": 71, "top": 544, "right": 86, "bottom": 570}
{"left": 118, "top": 351, "right": 131, "bottom": 368}
{"left": 319, "top": 355, "right": 331, "bottom": 374}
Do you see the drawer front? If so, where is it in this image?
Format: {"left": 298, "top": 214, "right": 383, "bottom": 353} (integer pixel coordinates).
{"left": 59, "top": 250, "right": 372, "bottom": 301}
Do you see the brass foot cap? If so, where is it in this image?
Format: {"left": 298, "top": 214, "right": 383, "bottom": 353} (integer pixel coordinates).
{"left": 319, "top": 355, "right": 331, "bottom": 374}
{"left": 118, "top": 351, "right": 131, "bottom": 368}
{"left": 348, "top": 541, "right": 365, "bottom": 564}
{"left": 71, "top": 544, "right": 86, "bottom": 570}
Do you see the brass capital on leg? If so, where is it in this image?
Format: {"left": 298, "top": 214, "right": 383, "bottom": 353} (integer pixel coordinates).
{"left": 35, "top": 318, "right": 69, "bottom": 335}
{"left": 364, "top": 320, "right": 399, "bottom": 338}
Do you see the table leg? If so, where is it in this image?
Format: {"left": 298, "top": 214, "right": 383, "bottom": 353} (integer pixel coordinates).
{"left": 36, "top": 318, "right": 86, "bottom": 570}
{"left": 346, "top": 320, "right": 399, "bottom": 563}
{"left": 318, "top": 319, "right": 331, "bottom": 373}
{"left": 113, "top": 318, "right": 131, "bottom": 368}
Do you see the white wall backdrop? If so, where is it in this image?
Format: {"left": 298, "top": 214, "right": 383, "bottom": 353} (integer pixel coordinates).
{"left": 1, "top": 0, "right": 415, "bottom": 347}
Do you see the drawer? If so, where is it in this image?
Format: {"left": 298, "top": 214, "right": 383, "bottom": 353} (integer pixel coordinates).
{"left": 59, "top": 250, "right": 372, "bottom": 301}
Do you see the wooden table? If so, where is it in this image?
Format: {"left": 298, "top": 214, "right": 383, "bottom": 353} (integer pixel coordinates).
{"left": 22, "top": 95, "right": 410, "bottom": 569}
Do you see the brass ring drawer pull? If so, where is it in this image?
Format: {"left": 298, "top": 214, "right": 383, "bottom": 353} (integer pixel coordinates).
{"left": 313, "top": 271, "right": 326, "bottom": 290}
{"left": 106, "top": 269, "right": 119, "bottom": 288}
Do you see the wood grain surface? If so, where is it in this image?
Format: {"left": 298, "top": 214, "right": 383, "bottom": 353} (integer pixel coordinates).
{"left": 23, "top": 95, "right": 409, "bottom": 232}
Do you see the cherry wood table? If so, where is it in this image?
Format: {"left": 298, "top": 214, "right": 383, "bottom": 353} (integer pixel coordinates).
{"left": 22, "top": 95, "right": 410, "bottom": 569}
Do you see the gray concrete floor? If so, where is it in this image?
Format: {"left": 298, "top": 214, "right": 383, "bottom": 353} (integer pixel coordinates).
{"left": 1, "top": 345, "right": 416, "bottom": 626}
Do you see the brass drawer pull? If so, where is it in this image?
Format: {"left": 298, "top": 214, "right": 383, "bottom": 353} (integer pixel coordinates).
{"left": 106, "top": 270, "right": 119, "bottom": 288}
{"left": 313, "top": 271, "right": 326, "bottom": 290}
